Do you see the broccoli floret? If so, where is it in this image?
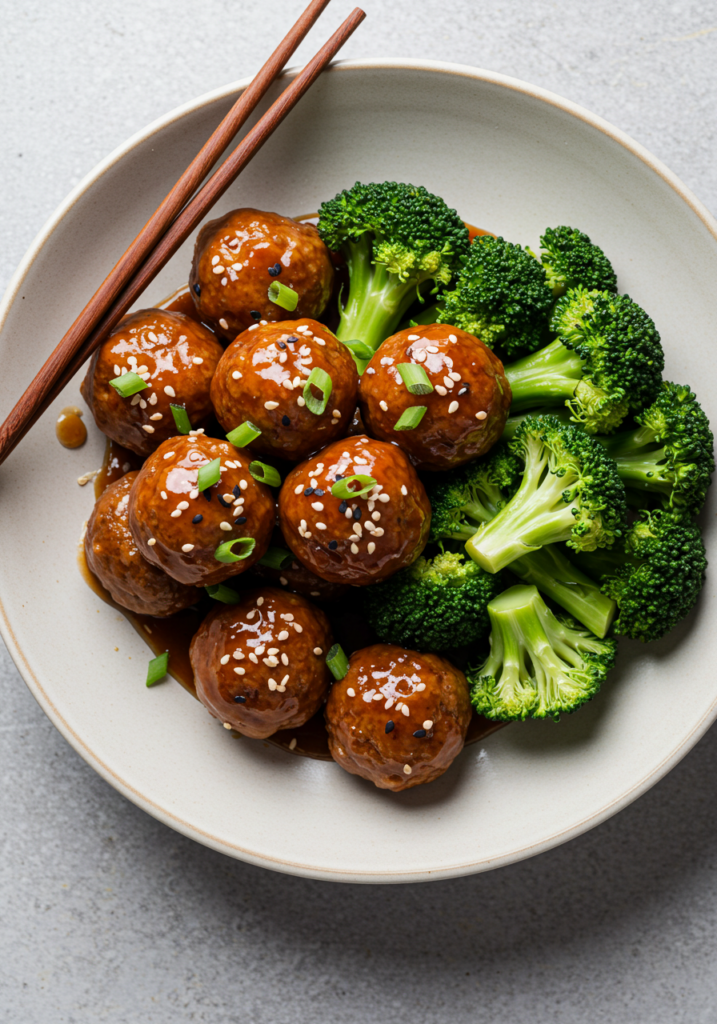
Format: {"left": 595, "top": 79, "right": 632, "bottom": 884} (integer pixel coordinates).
{"left": 436, "top": 235, "right": 554, "bottom": 357}
{"left": 467, "top": 585, "right": 617, "bottom": 721}
{"left": 465, "top": 415, "right": 627, "bottom": 573}
{"left": 425, "top": 446, "right": 617, "bottom": 638}
{"left": 540, "top": 226, "right": 617, "bottom": 297}
{"left": 505, "top": 287, "right": 664, "bottom": 434}
{"left": 317, "top": 181, "right": 470, "bottom": 369}
{"left": 362, "top": 550, "right": 501, "bottom": 651}
{"left": 596, "top": 381, "right": 714, "bottom": 521}
{"left": 576, "top": 510, "right": 707, "bottom": 642}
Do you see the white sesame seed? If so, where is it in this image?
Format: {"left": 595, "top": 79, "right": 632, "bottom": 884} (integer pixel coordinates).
{"left": 385, "top": 698, "right": 394, "bottom": 710}
{"left": 221, "top": 492, "right": 233, "bottom": 503}
{"left": 476, "top": 410, "right": 488, "bottom": 420}
{"left": 448, "top": 401, "right": 459, "bottom": 414}
{"left": 178, "top": 501, "right": 189, "bottom": 510}
{"left": 350, "top": 543, "right": 359, "bottom": 554}
{"left": 365, "top": 521, "right": 375, "bottom": 533}
{"left": 219, "top": 521, "right": 232, "bottom": 531}
{"left": 170, "top": 509, "right": 182, "bottom": 518}
{"left": 131, "top": 394, "right": 141, "bottom": 406}
{"left": 149, "top": 392, "right": 158, "bottom": 406}
{"left": 139, "top": 372, "right": 151, "bottom": 380}
{"left": 313, "top": 647, "right": 323, "bottom": 657}
{"left": 248, "top": 653, "right": 258, "bottom": 664}
{"left": 113, "top": 364, "right": 120, "bottom": 375}
{"left": 402, "top": 705, "right": 410, "bottom": 717}
{"left": 401, "top": 485, "right": 407, "bottom": 495}
{"left": 373, "top": 693, "right": 383, "bottom": 701}
{"left": 315, "top": 338, "right": 326, "bottom": 346}
{"left": 378, "top": 493, "right": 390, "bottom": 503}
{"left": 449, "top": 334, "right": 457, "bottom": 342}
{"left": 414, "top": 350, "right": 427, "bottom": 363}
{"left": 281, "top": 653, "right": 289, "bottom": 666}
{"left": 292, "top": 376, "right": 302, "bottom": 388}
{"left": 148, "top": 538, "right": 156, "bottom": 546}
{"left": 449, "top": 371, "right": 461, "bottom": 381}
{"left": 288, "top": 737, "right": 297, "bottom": 750}
{"left": 435, "top": 385, "right": 447, "bottom": 396}
{"left": 213, "top": 265, "right": 225, "bottom": 274}
{"left": 277, "top": 630, "right": 289, "bottom": 641}
{"left": 315, "top": 522, "right": 327, "bottom": 530}
{"left": 190, "top": 489, "right": 199, "bottom": 499}
{"left": 311, "top": 502, "right": 324, "bottom": 512}
{"left": 232, "top": 370, "right": 242, "bottom": 380}
{"left": 246, "top": 609, "right": 256, "bottom": 619}
{"left": 423, "top": 719, "right": 433, "bottom": 729}
{"left": 248, "top": 324, "right": 258, "bottom": 331}
{"left": 373, "top": 527, "right": 385, "bottom": 537}
{"left": 212, "top": 255, "right": 220, "bottom": 265}
{"left": 366, "top": 367, "right": 376, "bottom": 374}
{"left": 181, "top": 543, "right": 195, "bottom": 553}
{"left": 379, "top": 400, "right": 388, "bottom": 412}
{"left": 353, "top": 523, "right": 362, "bottom": 537}
{"left": 426, "top": 346, "right": 439, "bottom": 353}
{"left": 345, "top": 509, "right": 353, "bottom": 519}
{"left": 332, "top": 408, "right": 341, "bottom": 417}
{"left": 367, "top": 541, "right": 376, "bottom": 554}
{"left": 239, "top": 480, "right": 248, "bottom": 490}
{"left": 256, "top": 596, "right": 264, "bottom": 606}
{"left": 136, "top": 365, "right": 149, "bottom": 374}
{"left": 281, "top": 674, "right": 290, "bottom": 686}
{"left": 220, "top": 655, "right": 230, "bottom": 665}
{"left": 294, "top": 484, "right": 303, "bottom": 494}
{"left": 309, "top": 477, "right": 319, "bottom": 487}
{"left": 147, "top": 333, "right": 157, "bottom": 343}
{"left": 281, "top": 613, "right": 294, "bottom": 620}
{"left": 282, "top": 379, "right": 294, "bottom": 390}
{"left": 264, "top": 657, "right": 279, "bottom": 667}
{"left": 223, "top": 722, "right": 232, "bottom": 730}
{"left": 280, "top": 576, "right": 288, "bottom": 585}
{"left": 219, "top": 318, "right": 229, "bottom": 330}
{"left": 416, "top": 682, "right": 426, "bottom": 691}
{"left": 163, "top": 451, "right": 175, "bottom": 460}
{"left": 268, "top": 678, "right": 277, "bottom": 691}
{"left": 407, "top": 334, "right": 419, "bottom": 341}
{"left": 267, "top": 646, "right": 278, "bottom": 654}
{"left": 234, "top": 666, "right": 246, "bottom": 676}
{"left": 372, "top": 511, "right": 381, "bottom": 521}
{"left": 139, "top": 399, "right": 147, "bottom": 410}
{"left": 233, "top": 650, "right": 244, "bottom": 660}
{"left": 142, "top": 424, "right": 155, "bottom": 433}
{"left": 443, "top": 376, "right": 455, "bottom": 389}
{"left": 163, "top": 386, "right": 176, "bottom": 398}
{"left": 347, "top": 687, "right": 356, "bottom": 697}
{"left": 293, "top": 623, "right": 303, "bottom": 633}
{"left": 403, "top": 764, "right": 412, "bottom": 775}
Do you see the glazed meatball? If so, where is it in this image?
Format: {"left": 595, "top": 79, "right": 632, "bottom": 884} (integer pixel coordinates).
{"left": 128, "top": 434, "right": 274, "bottom": 587}
{"left": 190, "top": 587, "right": 333, "bottom": 738}
{"left": 278, "top": 435, "right": 431, "bottom": 586}
{"left": 325, "top": 644, "right": 472, "bottom": 791}
{"left": 359, "top": 323, "right": 511, "bottom": 470}
{"left": 210, "top": 319, "right": 358, "bottom": 461}
{"left": 84, "top": 472, "right": 198, "bottom": 616}
{"left": 189, "top": 209, "right": 334, "bottom": 337}
{"left": 81, "top": 308, "right": 224, "bottom": 457}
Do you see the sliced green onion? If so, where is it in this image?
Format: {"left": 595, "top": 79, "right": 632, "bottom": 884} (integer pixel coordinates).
{"left": 249, "top": 461, "right": 282, "bottom": 487}
{"left": 303, "top": 367, "right": 332, "bottom": 416}
{"left": 170, "top": 404, "right": 192, "bottom": 434}
{"left": 110, "top": 371, "right": 148, "bottom": 398}
{"left": 259, "top": 546, "right": 294, "bottom": 570}
{"left": 326, "top": 643, "right": 349, "bottom": 681}
{"left": 394, "top": 406, "right": 427, "bottom": 431}
{"left": 409, "top": 319, "right": 418, "bottom": 328}
{"left": 146, "top": 650, "right": 169, "bottom": 687}
{"left": 205, "top": 583, "right": 241, "bottom": 604}
{"left": 330, "top": 474, "right": 376, "bottom": 500}
{"left": 226, "top": 421, "right": 261, "bottom": 447}
{"left": 215, "top": 537, "right": 256, "bottom": 563}
{"left": 398, "top": 363, "right": 434, "bottom": 396}
{"left": 342, "top": 339, "right": 374, "bottom": 362}
{"left": 197, "top": 457, "right": 221, "bottom": 492}
{"left": 268, "top": 281, "right": 299, "bottom": 311}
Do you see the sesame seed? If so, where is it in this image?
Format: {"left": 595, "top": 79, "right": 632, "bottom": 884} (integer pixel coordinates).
{"left": 413, "top": 729, "right": 427, "bottom": 738}
{"left": 220, "top": 522, "right": 232, "bottom": 531}
{"left": 403, "top": 764, "right": 412, "bottom": 775}
{"left": 213, "top": 265, "right": 225, "bottom": 274}
{"left": 178, "top": 501, "right": 189, "bottom": 510}
{"left": 147, "top": 333, "right": 157, "bottom": 343}
{"left": 315, "top": 522, "right": 327, "bottom": 531}
{"left": 149, "top": 393, "right": 158, "bottom": 406}
{"left": 401, "top": 705, "right": 410, "bottom": 717}
{"left": 311, "top": 502, "right": 324, "bottom": 511}
{"left": 282, "top": 415, "right": 290, "bottom": 426}
{"left": 234, "top": 695, "right": 246, "bottom": 703}
{"left": 289, "top": 738, "right": 297, "bottom": 750}
{"left": 366, "top": 367, "right": 376, "bottom": 374}
{"left": 448, "top": 401, "right": 459, "bottom": 414}
{"left": 313, "top": 647, "right": 323, "bottom": 656}
{"left": 113, "top": 364, "right": 120, "bottom": 375}
{"left": 423, "top": 719, "right": 433, "bottom": 729}
{"left": 297, "top": 396, "right": 306, "bottom": 407}
{"left": 449, "top": 371, "right": 461, "bottom": 381}
{"left": 293, "top": 623, "right": 303, "bottom": 633}
{"left": 131, "top": 394, "right": 141, "bottom": 406}
{"left": 281, "top": 675, "right": 290, "bottom": 686}
{"left": 345, "top": 508, "right": 353, "bottom": 519}
{"left": 282, "top": 379, "right": 294, "bottom": 390}
{"left": 278, "top": 630, "right": 289, "bottom": 641}
{"left": 316, "top": 338, "right": 326, "bottom": 346}
{"left": 221, "top": 655, "right": 230, "bottom": 665}
{"left": 163, "top": 451, "right": 175, "bottom": 460}
{"left": 257, "top": 596, "right": 264, "bottom": 606}
{"left": 378, "top": 493, "right": 390, "bottom": 503}
{"left": 365, "top": 521, "right": 375, "bottom": 533}
{"left": 426, "top": 346, "right": 439, "bottom": 353}
{"left": 385, "top": 720, "right": 395, "bottom": 733}
{"left": 367, "top": 541, "right": 376, "bottom": 554}
{"left": 371, "top": 511, "right": 381, "bottom": 521}
{"left": 280, "top": 576, "right": 288, "bottom": 585}
{"left": 385, "top": 698, "right": 394, "bottom": 710}
{"left": 374, "top": 527, "right": 385, "bottom": 537}
{"left": 234, "top": 667, "right": 246, "bottom": 676}
{"left": 211, "top": 255, "right": 220, "bottom": 265}
{"left": 379, "top": 400, "right": 388, "bottom": 412}
{"left": 219, "top": 318, "right": 229, "bottom": 330}
{"left": 223, "top": 722, "right": 232, "bottom": 730}
{"left": 161, "top": 490, "right": 168, "bottom": 500}
{"left": 401, "top": 485, "right": 407, "bottom": 495}
{"left": 294, "top": 484, "right": 303, "bottom": 494}
{"left": 416, "top": 682, "right": 426, "bottom": 691}
{"left": 239, "top": 480, "right": 248, "bottom": 490}
{"left": 443, "top": 376, "right": 454, "bottom": 389}
{"left": 353, "top": 523, "right": 362, "bottom": 537}
{"left": 407, "top": 334, "right": 419, "bottom": 341}
{"left": 232, "top": 370, "right": 242, "bottom": 380}
{"left": 233, "top": 650, "right": 244, "bottom": 660}
{"left": 142, "top": 424, "right": 155, "bottom": 433}
{"left": 263, "top": 657, "right": 279, "bottom": 667}
{"left": 139, "top": 399, "right": 147, "bottom": 410}
{"left": 328, "top": 540, "right": 338, "bottom": 550}
{"left": 248, "top": 324, "right": 258, "bottom": 331}
{"left": 222, "top": 492, "right": 234, "bottom": 503}
{"left": 350, "top": 543, "right": 359, "bottom": 554}
{"left": 435, "top": 385, "right": 447, "bottom": 396}
{"left": 281, "top": 653, "right": 289, "bottom": 666}
{"left": 268, "top": 679, "right": 277, "bottom": 691}
{"left": 347, "top": 687, "right": 356, "bottom": 697}
{"left": 246, "top": 610, "right": 256, "bottom": 619}
{"left": 170, "top": 510, "right": 182, "bottom": 518}
{"left": 476, "top": 410, "right": 488, "bottom": 420}
{"left": 148, "top": 538, "right": 157, "bottom": 546}
{"left": 373, "top": 693, "right": 383, "bottom": 701}
{"left": 181, "top": 543, "right": 195, "bottom": 553}
{"left": 281, "top": 614, "right": 294, "bottom": 620}
{"left": 190, "top": 489, "right": 199, "bottom": 500}
{"left": 264, "top": 401, "right": 279, "bottom": 410}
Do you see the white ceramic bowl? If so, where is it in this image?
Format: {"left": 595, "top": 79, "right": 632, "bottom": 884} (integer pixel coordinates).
{"left": 1, "top": 59, "right": 716, "bottom": 883}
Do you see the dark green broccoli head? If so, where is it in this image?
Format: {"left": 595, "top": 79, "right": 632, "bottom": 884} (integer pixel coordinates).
{"left": 599, "top": 510, "right": 707, "bottom": 642}
{"left": 540, "top": 226, "right": 618, "bottom": 297}
{"left": 466, "top": 415, "right": 628, "bottom": 572}
{"left": 425, "top": 443, "right": 521, "bottom": 543}
{"left": 550, "top": 287, "right": 664, "bottom": 431}
{"left": 437, "top": 235, "right": 554, "bottom": 357}
{"left": 467, "top": 584, "right": 617, "bottom": 721}
{"left": 363, "top": 550, "right": 501, "bottom": 651}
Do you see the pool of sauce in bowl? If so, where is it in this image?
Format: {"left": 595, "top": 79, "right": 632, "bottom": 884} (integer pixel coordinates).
{"left": 56, "top": 406, "right": 87, "bottom": 448}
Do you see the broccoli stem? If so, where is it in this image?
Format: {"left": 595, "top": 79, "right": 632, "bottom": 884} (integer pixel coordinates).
{"left": 504, "top": 339, "right": 584, "bottom": 412}
{"left": 600, "top": 451, "right": 673, "bottom": 495}
{"left": 511, "top": 546, "right": 616, "bottom": 638}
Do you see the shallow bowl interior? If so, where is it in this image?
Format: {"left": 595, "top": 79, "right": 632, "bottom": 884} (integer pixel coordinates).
{"left": 1, "top": 59, "right": 716, "bottom": 882}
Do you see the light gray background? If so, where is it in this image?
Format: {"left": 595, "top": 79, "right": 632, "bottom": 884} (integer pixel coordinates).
{"left": 2, "top": 1, "right": 717, "bottom": 1020}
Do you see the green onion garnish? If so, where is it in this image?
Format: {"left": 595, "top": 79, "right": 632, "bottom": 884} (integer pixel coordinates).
{"left": 394, "top": 406, "right": 427, "bottom": 431}
{"left": 342, "top": 339, "right": 374, "bottom": 362}
{"left": 146, "top": 650, "right": 169, "bottom": 687}
{"left": 249, "top": 461, "right": 282, "bottom": 487}
{"left": 197, "top": 457, "right": 221, "bottom": 492}
{"left": 170, "top": 404, "right": 192, "bottom": 434}
{"left": 268, "top": 281, "right": 299, "bottom": 311}
{"left": 326, "top": 643, "right": 349, "bottom": 681}
{"left": 330, "top": 474, "right": 377, "bottom": 500}
{"left": 259, "top": 546, "right": 294, "bottom": 570}
{"left": 109, "top": 371, "right": 148, "bottom": 398}
{"left": 302, "top": 367, "right": 332, "bottom": 416}
{"left": 226, "top": 421, "right": 261, "bottom": 447}
{"left": 214, "top": 537, "right": 256, "bottom": 563}
{"left": 205, "top": 583, "right": 241, "bottom": 604}
{"left": 409, "top": 319, "right": 418, "bottom": 328}
{"left": 398, "top": 363, "right": 434, "bottom": 395}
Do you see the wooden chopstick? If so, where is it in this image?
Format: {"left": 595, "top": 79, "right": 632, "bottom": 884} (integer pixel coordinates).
{"left": 0, "top": 0, "right": 364, "bottom": 466}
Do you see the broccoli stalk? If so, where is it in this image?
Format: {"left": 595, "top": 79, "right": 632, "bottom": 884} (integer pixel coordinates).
{"left": 468, "top": 585, "right": 617, "bottom": 721}
{"left": 540, "top": 226, "right": 617, "bottom": 297}
{"left": 318, "top": 182, "right": 470, "bottom": 370}
{"left": 504, "top": 287, "right": 664, "bottom": 434}
{"left": 465, "top": 415, "right": 627, "bottom": 573}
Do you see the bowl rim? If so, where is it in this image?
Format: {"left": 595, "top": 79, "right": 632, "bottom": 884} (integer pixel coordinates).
{"left": 2, "top": 57, "right": 717, "bottom": 883}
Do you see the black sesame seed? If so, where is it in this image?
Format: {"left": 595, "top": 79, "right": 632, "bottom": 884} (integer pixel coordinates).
{"left": 282, "top": 415, "right": 291, "bottom": 426}
{"left": 335, "top": 474, "right": 344, "bottom": 481}
{"left": 328, "top": 540, "right": 338, "bottom": 550}
{"left": 203, "top": 489, "right": 212, "bottom": 502}
{"left": 268, "top": 263, "right": 282, "bottom": 277}
{"left": 353, "top": 507, "right": 362, "bottom": 521}
{"left": 234, "top": 694, "right": 246, "bottom": 703}
{"left": 413, "top": 729, "right": 427, "bottom": 738}
{"left": 278, "top": 341, "right": 287, "bottom": 350}
{"left": 304, "top": 487, "right": 314, "bottom": 496}
{"left": 234, "top": 516, "right": 247, "bottom": 525}
{"left": 250, "top": 310, "right": 261, "bottom": 320}
{"left": 193, "top": 283, "right": 201, "bottom": 295}
{"left": 218, "top": 495, "right": 232, "bottom": 508}
{"left": 338, "top": 500, "right": 347, "bottom": 514}
{"left": 385, "top": 720, "right": 395, "bottom": 734}
{"left": 192, "top": 514, "right": 203, "bottom": 524}
{"left": 287, "top": 335, "right": 298, "bottom": 344}
{"left": 232, "top": 484, "right": 241, "bottom": 498}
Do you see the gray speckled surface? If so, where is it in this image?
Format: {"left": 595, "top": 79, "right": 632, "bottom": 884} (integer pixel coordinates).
{"left": 2, "top": 1, "right": 717, "bottom": 1020}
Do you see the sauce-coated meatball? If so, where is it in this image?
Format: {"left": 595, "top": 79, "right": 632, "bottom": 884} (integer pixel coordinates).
{"left": 359, "top": 323, "right": 511, "bottom": 470}
{"left": 325, "top": 644, "right": 472, "bottom": 791}
{"left": 128, "top": 434, "right": 274, "bottom": 587}
{"left": 278, "top": 435, "right": 431, "bottom": 586}
{"left": 190, "top": 587, "right": 333, "bottom": 738}
{"left": 210, "top": 319, "right": 358, "bottom": 461}
{"left": 81, "top": 308, "right": 224, "bottom": 457}
{"left": 84, "top": 472, "right": 198, "bottom": 616}
{"left": 189, "top": 209, "right": 334, "bottom": 337}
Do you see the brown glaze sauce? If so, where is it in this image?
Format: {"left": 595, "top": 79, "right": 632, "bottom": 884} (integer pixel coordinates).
{"left": 56, "top": 405, "right": 87, "bottom": 449}
{"left": 94, "top": 437, "right": 143, "bottom": 500}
